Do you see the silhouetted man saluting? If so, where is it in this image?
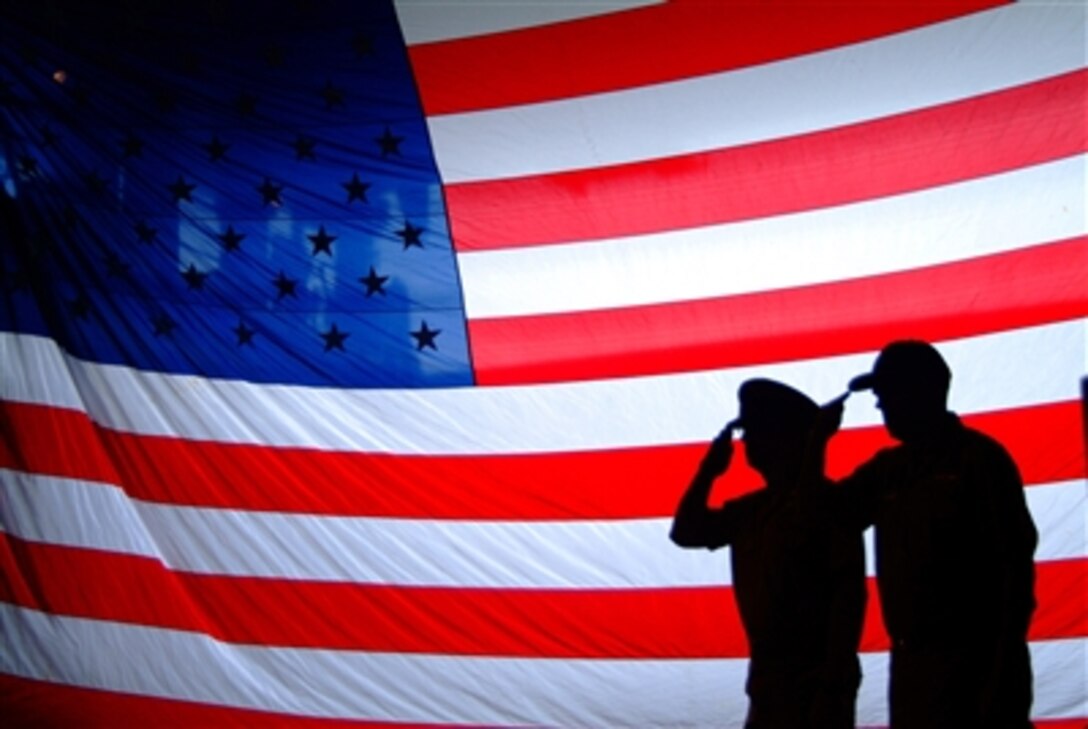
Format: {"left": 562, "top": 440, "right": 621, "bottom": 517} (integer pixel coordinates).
{"left": 841, "top": 340, "right": 1037, "bottom": 728}
{"left": 671, "top": 379, "right": 865, "bottom": 729}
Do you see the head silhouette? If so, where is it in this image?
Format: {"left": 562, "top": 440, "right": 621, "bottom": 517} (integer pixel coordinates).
{"left": 736, "top": 379, "right": 823, "bottom": 486}
{"left": 850, "top": 340, "right": 951, "bottom": 444}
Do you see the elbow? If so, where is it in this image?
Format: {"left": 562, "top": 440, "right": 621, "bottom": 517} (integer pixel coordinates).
{"left": 669, "top": 524, "right": 703, "bottom": 549}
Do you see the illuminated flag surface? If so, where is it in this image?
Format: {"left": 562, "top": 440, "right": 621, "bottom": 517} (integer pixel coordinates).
{"left": 0, "top": 0, "right": 1085, "bottom": 726}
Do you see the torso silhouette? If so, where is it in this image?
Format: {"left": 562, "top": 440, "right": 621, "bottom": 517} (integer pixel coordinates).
{"left": 701, "top": 475, "right": 864, "bottom": 700}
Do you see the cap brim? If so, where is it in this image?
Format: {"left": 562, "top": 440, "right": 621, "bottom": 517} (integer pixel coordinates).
{"left": 848, "top": 373, "right": 876, "bottom": 392}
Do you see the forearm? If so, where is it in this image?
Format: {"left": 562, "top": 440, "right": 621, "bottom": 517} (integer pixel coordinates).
{"left": 669, "top": 467, "right": 719, "bottom": 547}
{"left": 823, "top": 540, "right": 867, "bottom": 689}
{"left": 671, "top": 426, "right": 735, "bottom": 547}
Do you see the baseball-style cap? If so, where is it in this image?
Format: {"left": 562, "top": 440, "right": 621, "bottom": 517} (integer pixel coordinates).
{"left": 849, "top": 340, "right": 951, "bottom": 395}
{"left": 736, "top": 378, "right": 820, "bottom": 433}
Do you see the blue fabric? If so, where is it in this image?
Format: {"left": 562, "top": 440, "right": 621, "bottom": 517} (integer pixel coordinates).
{"left": 0, "top": 0, "right": 471, "bottom": 388}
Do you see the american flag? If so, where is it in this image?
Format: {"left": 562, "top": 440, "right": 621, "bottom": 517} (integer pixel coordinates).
{"left": 1, "top": 0, "right": 1085, "bottom": 726}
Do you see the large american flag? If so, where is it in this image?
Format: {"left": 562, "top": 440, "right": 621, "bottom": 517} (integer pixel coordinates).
{"left": 1, "top": 1, "right": 1085, "bottom": 726}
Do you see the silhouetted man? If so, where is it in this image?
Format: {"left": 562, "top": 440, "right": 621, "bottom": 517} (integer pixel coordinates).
{"left": 671, "top": 379, "right": 865, "bottom": 729}
{"left": 841, "top": 340, "right": 1037, "bottom": 728}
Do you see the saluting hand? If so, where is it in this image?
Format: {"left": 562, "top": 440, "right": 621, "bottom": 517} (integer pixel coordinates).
{"left": 815, "top": 393, "right": 848, "bottom": 439}
{"left": 699, "top": 422, "right": 737, "bottom": 479}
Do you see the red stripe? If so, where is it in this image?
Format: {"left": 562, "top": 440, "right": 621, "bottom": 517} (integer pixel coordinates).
{"left": 469, "top": 238, "right": 1088, "bottom": 385}
{"left": 445, "top": 71, "right": 1087, "bottom": 250}
{"left": 0, "top": 674, "right": 447, "bottom": 729}
{"left": 407, "top": 0, "right": 1005, "bottom": 115}
{"left": 1, "top": 534, "right": 1082, "bottom": 659}
{"left": 0, "top": 399, "right": 1081, "bottom": 520}
{"left": 0, "top": 395, "right": 120, "bottom": 486}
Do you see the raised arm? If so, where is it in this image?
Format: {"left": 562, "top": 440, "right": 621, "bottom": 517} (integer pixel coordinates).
{"left": 670, "top": 423, "right": 737, "bottom": 549}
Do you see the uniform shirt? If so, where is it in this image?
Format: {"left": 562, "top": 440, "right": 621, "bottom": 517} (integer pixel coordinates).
{"left": 697, "top": 477, "right": 866, "bottom": 695}
{"left": 840, "top": 413, "right": 1037, "bottom": 647}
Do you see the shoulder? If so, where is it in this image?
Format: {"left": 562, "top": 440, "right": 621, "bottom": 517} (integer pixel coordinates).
{"left": 728, "top": 488, "right": 770, "bottom": 513}
{"left": 716, "top": 488, "right": 779, "bottom": 527}
{"left": 959, "top": 423, "right": 1011, "bottom": 453}
{"left": 844, "top": 443, "right": 905, "bottom": 483}
{"left": 956, "top": 423, "right": 1020, "bottom": 475}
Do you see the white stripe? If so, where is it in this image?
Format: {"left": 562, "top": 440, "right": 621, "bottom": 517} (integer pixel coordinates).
{"left": 2, "top": 321, "right": 1084, "bottom": 454}
{"left": 1, "top": 604, "right": 1083, "bottom": 726}
{"left": 458, "top": 156, "right": 1087, "bottom": 318}
{"left": 2, "top": 470, "right": 1081, "bottom": 588}
{"left": 426, "top": 2, "right": 1086, "bottom": 182}
{"left": 394, "top": 0, "right": 662, "bottom": 45}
